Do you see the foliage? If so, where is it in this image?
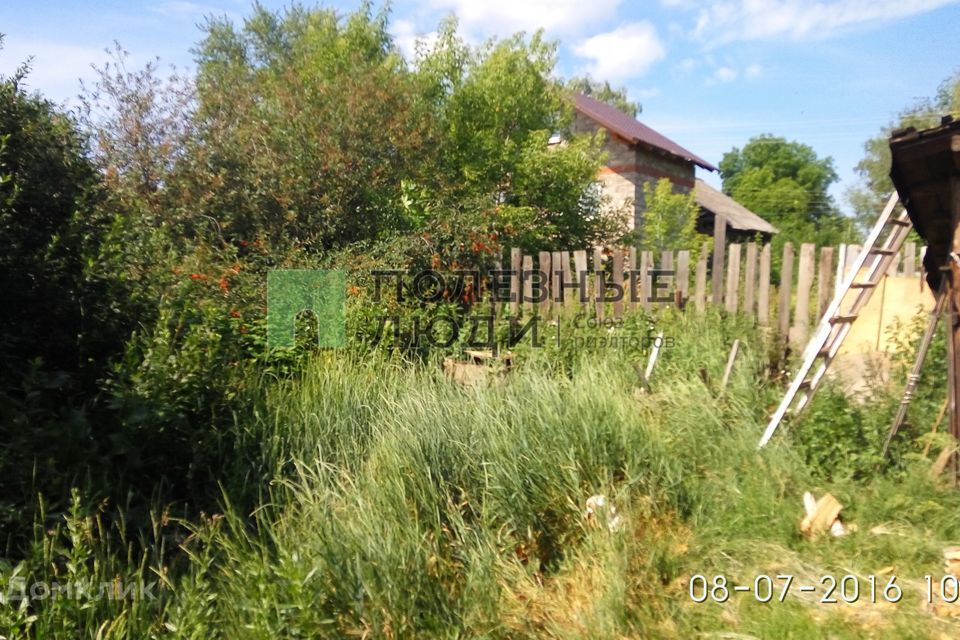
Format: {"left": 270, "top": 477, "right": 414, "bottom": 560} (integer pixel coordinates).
{"left": 635, "top": 178, "right": 707, "bottom": 253}
{"left": 847, "top": 70, "right": 960, "bottom": 235}
{"left": 5, "top": 312, "right": 960, "bottom": 638}
{"left": 720, "top": 135, "right": 855, "bottom": 254}
{"left": 565, "top": 74, "right": 640, "bottom": 117}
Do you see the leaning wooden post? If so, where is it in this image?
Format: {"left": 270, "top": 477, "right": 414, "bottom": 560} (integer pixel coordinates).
{"left": 712, "top": 214, "right": 726, "bottom": 306}
{"left": 721, "top": 339, "right": 741, "bottom": 390}
{"left": 779, "top": 242, "right": 794, "bottom": 340}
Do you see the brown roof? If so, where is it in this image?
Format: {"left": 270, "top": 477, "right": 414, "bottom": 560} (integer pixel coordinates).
{"left": 695, "top": 179, "right": 778, "bottom": 235}
{"left": 889, "top": 116, "right": 960, "bottom": 291}
{"left": 573, "top": 93, "right": 717, "bottom": 172}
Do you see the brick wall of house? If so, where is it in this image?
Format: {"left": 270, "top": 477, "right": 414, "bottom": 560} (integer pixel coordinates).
{"left": 572, "top": 111, "right": 696, "bottom": 231}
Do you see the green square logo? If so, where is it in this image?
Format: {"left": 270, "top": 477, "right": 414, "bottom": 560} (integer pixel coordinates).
{"left": 267, "top": 270, "right": 346, "bottom": 348}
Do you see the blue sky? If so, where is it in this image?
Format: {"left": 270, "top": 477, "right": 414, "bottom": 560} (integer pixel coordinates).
{"left": 2, "top": 0, "right": 960, "bottom": 213}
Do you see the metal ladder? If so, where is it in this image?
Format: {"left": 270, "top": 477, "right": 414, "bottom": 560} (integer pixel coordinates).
{"left": 758, "top": 193, "right": 913, "bottom": 448}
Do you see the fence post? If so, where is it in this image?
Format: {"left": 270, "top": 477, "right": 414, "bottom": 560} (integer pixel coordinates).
{"left": 779, "top": 242, "right": 794, "bottom": 339}
{"left": 817, "top": 246, "right": 834, "bottom": 320}
{"left": 744, "top": 242, "right": 757, "bottom": 319}
{"left": 677, "top": 250, "right": 690, "bottom": 305}
{"left": 794, "top": 243, "right": 816, "bottom": 345}
{"left": 758, "top": 243, "right": 771, "bottom": 325}
{"left": 593, "top": 247, "right": 604, "bottom": 320}
{"left": 551, "top": 250, "right": 562, "bottom": 311}
{"left": 712, "top": 215, "right": 726, "bottom": 305}
{"left": 904, "top": 242, "right": 916, "bottom": 278}
{"left": 522, "top": 254, "right": 534, "bottom": 316}
{"left": 612, "top": 249, "right": 624, "bottom": 318}
{"left": 629, "top": 247, "right": 638, "bottom": 309}
{"left": 510, "top": 247, "right": 521, "bottom": 317}
{"left": 539, "top": 251, "right": 552, "bottom": 319}
{"left": 560, "top": 251, "right": 574, "bottom": 313}
{"left": 725, "top": 243, "right": 741, "bottom": 313}
{"left": 573, "top": 250, "right": 588, "bottom": 310}
{"left": 640, "top": 250, "right": 653, "bottom": 311}
{"left": 695, "top": 241, "right": 709, "bottom": 313}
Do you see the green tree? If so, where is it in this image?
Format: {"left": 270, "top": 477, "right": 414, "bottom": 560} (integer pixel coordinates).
{"left": 565, "top": 74, "right": 640, "bottom": 117}
{"left": 637, "top": 179, "right": 706, "bottom": 252}
{"left": 847, "top": 70, "right": 960, "bottom": 234}
{"left": 720, "top": 135, "right": 854, "bottom": 250}
{"left": 186, "top": 3, "right": 432, "bottom": 253}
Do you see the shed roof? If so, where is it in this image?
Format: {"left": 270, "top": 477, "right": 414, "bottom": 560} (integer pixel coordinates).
{"left": 694, "top": 179, "right": 778, "bottom": 235}
{"left": 573, "top": 93, "right": 718, "bottom": 172}
{"left": 889, "top": 116, "right": 960, "bottom": 290}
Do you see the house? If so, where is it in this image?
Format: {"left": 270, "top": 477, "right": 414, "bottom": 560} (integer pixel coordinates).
{"left": 570, "top": 93, "right": 776, "bottom": 239}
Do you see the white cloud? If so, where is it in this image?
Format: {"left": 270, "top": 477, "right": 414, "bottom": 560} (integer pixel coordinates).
{"left": 708, "top": 65, "right": 738, "bottom": 84}
{"left": 391, "top": 19, "right": 439, "bottom": 61}
{"left": 745, "top": 62, "right": 762, "bottom": 78}
{"left": 429, "top": 0, "right": 622, "bottom": 38}
{"left": 690, "top": 0, "right": 960, "bottom": 46}
{"left": 572, "top": 22, "right": 666, "bottom": 81}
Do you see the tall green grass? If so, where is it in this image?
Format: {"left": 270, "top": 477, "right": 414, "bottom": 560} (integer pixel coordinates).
{"left": 3, "top": 310, "right": 960, "bottom": 638}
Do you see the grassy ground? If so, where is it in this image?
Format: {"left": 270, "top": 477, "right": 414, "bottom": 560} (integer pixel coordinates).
{"left": 3, "top": 308, "right": 960, "bottom": 638}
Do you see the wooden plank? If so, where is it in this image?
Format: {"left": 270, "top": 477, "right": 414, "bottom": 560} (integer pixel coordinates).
{"left": 676, "top": 250, "right": 690, "bottom": 302}
{"left": 950, "top": 174, "right": 960, "bottom": 483}
{"left": 712, "top": 214, "right": 726, "bottom": 305}
{"left": 846, "top": 244, "right": 861, "bottom": 280}
{"left": 758, "top": 243, "right": 771, "bottom": 325}
{"left": 836, "top": 242, "right": 847, "bottom": 287}
{"left": 593, "top": 247, "right": 604, "bottom": 320}
{"left": 522, "top": 254, "right": 534, "bottom": 316}
{"left": 628, "top": 247, "right": 638, "bottom": 309}
{"left": 779, "top": 242, "right": 794, "bottom": 338}
{"left": 904, "top": 242, "right": 917, "bottom": 278}
{"left": 551, "top": 250, "right": 563, "bottom": 310}
{"left": 694, "top": 242, "right": 708, "bottom": 313}
{"left": 721, "top": 339, "right": 741, "bottom": 390}
{"left": 510, "top": 247, "right": 522, "bottom": 317}
{"left": 725, "top": 243, "right": 741, "bottom": 313}
{"left": 886, "top": 246, "right": 901, "bottom": 277}
{"left": 660, "top": 250, "right": 674, "bottom": 308}
{"left": 817, "top": 247, "right": 834, "bottom": 320}
{"left": 794, "top": 243, "right": 816, "bottom": 344}
{"left": 640, "top": 250, "right": 652, "bottom": 311}
{"left": 612, "top": 249, "right": 624, "bottom": 318}
{"left": 561, "top": 251, "right": 575, "bottom": 313}
{"left": 573, "top": 250, "right": 588, "bottom": 309}
{"left": 539, "top": 250, "right": 552, "bottom": 318}
{"left": 744, "top": 242, "right": 758, "bottom": 319}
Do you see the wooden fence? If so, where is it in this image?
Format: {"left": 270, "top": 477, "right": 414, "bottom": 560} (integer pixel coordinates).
{"left": 505, "top": 241, "right": 927, "bottom": 344}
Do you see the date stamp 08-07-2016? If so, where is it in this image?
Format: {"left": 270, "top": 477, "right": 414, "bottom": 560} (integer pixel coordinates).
{"left": 688, "top": 573, "right": 960, "bottom": 606}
